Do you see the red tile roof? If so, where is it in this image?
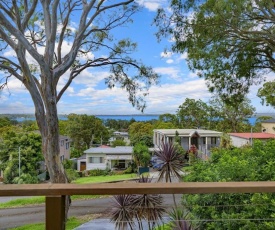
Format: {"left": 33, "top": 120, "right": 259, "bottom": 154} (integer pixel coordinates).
{"left": 229, "top": 133, "right": 275, "bottom": 139}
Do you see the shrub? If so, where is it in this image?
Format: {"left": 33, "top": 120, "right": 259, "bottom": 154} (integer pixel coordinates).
{"left": 62, "top": 159, "right": 73, "bottom": 169}
{"left": 65, "top": 169, "right": 79, "bottom": 182}
{"left": 88, "top": 169, "right": 107, "bottom": 176}
{"left": 12, "top": 173, "right": 39, "bottom": 184}
{"left": 123, "top": 166, "right": 134, "bottom": 174}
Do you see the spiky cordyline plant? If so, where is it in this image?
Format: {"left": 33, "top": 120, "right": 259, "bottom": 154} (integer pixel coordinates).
{"left": 110, "top": 175, "right": 165, "bottom": 230}
{"left": 154, "top": 141, "right": 185, "bottom": 225}
{"left": 168, "top": 208, "right": 194, "bottom": 230}
{"left": 131, "top": 175, "right": 166, "bottom": 230}
{"left": 154, "top": 142, "right": 185, "bottom": 184}
{"left": 110, "top": 194, "right": 135, "bottom": 230}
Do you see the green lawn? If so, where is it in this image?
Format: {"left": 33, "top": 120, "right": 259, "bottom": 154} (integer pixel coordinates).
{"left": 0, "top": 173, "right": 138, "bottom": 209}
{"left": 73, "top": 173, "right": 137, "bottom": 184}
{"left": 10, "top": 216, "right": 86, "bottom": 230}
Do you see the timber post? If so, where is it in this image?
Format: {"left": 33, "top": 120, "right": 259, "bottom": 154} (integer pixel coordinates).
{"left": 46, "top": 195, "right": 66, "bottom": 230}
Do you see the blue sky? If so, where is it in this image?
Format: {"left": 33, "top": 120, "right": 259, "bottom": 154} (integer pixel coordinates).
{"left": 0, "top": 0, "right": 274, "bottom": 115}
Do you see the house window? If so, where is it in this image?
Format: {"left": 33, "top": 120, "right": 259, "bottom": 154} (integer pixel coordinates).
{"left": 211, "top": 137, "right": 217, "bottom": 145}
{"left": 61, "top": 140, "right": 64, "bottom": 146}
{"left": 202, "top": 137, "right": 206, "bottom": 145}
{"left": 60, "top": 155, "right": 64, "bottom": 162}
{"left": 89, "top": 157, "right": 104, "bottom": 163}
{"left": 65, "top": 142, "right": 70, "bottom": 149}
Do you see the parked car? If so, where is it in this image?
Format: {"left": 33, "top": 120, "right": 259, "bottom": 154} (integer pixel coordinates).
{"left": 153, "top": 162, "right": 164, "bottom": 171}
{"left": 149, "top": 155, "right": 158, "bottom": 167}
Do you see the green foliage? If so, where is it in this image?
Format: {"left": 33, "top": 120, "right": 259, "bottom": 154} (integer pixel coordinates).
{"left": 88, "top": 169, "right": 110, "bottom": 176}
{"left": 0, "top": 131, "right": 43, "bottom": 184}
{"left": 176, "top": 98, "right": 212, "bottom": 129}
{"left": 154, "top": 0, "right": 273, "bottom": 104}
{"left": 0, "top": 116, "right": 12, "bottom": 128}
{"left": 63, "top": 159, "right": 73, "bottom": 170}
{"left": 123, "top": 166, "right": 134, "bottom": 174}
{"left": 13, "top": 173, "right": 39, "bottom": 184}
{"left": 66, "top": 114, "right": 109, "bottom": 151}
{"left": 182, "top": 140, "right": 275, "bottom": 229}
{"left": 133, "top": 143, "right": 151, "bottom": 167}
{"left": 153, "top": 120, "right": 177, "bottom": 129}
{"left": 21, "top": 120, "right": 38, "bottom": 132}
{"left": 210, "top": 96, "right": 255, "bottom": 132}
{"left": 70, "top": 147, "right": 83, "bottom": 158}
{"left": 103, "top": 119, "right": 133, "bottom": 131}
{"left": 65, "top": 169, "right": 80, "bottom": 183}
{"left": 111, "top": 139, "right": 127, "bottom": 147}
{"left": 129, "top": 122, "right": 154, "bottom": 146}
{"left": 258, "top": 81, "right": 275, "bottom": 108}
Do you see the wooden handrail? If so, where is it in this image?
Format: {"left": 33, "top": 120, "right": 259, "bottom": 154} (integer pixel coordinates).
{"left": 1, "top": 181, "right": 275, "bottom": 196}
{"left": 2, "top": 182, "right": 275, "bottom": 230}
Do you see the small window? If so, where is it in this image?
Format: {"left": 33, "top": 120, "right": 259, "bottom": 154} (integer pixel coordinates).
{"left": 202, "top": 137, "right": 206, "bottom": 144}
{"left": 61, "top": 140, "right": 64, "bottom": 146}
{"left": 211, "top": 137, "right": 217, "bottom": 145}
{"left": 65, "top": 142, "right": 70, "bottom": 149}
{"left": 89, "top": 157, "right": 104, "bottom": 164}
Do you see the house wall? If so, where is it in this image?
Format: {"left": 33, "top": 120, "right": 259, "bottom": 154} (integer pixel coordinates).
{"left": 181, "top": 138, "right": 189, "bottom": 151}
{"left": 59, "top": 137, "right": 70, "bottom": 161}
{"left": 262, "top": 123, "right": 275, "bottom": 134}
{"left": 86, "top": 153, "right": 106, "bottom": 170}
{"left": 230, "top": 136, "right": 250, "bottom": 147}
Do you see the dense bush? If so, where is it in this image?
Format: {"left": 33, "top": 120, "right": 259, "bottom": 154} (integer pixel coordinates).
{"left": 12, "top": 173, "right": 39, "bottom": 184}
{"left": 182, "top": 140, "right": 275, "bottom": 229}
{"left": 65, "top": 169, "right": 80, "bottom": 182}
{"left": 88, "top": 169, "right": 110, "bottom": 176}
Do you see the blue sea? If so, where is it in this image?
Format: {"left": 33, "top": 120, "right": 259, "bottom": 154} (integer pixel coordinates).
{"left": 96, "top": 115, "right": 159, "bottom": 121}
{"left": 14, "top": 114, "right": 257, "bottom": 125}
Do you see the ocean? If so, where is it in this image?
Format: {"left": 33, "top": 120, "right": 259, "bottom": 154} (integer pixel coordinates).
{"left": 13, "top": 114, "right": 257, "bottom": 125}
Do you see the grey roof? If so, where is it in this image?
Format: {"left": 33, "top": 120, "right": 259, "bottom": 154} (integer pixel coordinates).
{"left": 84, "top": 146, "right": 133, "bottom": 154}
{"left": 262, "top": 119, "right": 275, "bottom": 123}
{"left": 153, "top": 129, "right": 222, "bottom": 137}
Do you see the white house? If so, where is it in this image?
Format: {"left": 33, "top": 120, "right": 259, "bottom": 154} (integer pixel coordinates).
{"left": 109, "top": 131, "right": 130, "bottom": 145}
{"left": 153, "top": 129, "right": 223, "bottom": 159}
{"left": 229, "top": 132, "right": 275, "bottom": 147}
{"left": 77, "top": 146, "right": 133, "bottom": 171}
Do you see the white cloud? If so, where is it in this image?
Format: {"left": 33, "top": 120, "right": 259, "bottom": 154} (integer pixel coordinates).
{"left": 136, "top": 0, "right": 167, "bottom": 12}
{"left": 166, "top": 59, "right": 174, "bottom": 64}
{"left": 179, "top": 52, "right": 188, "bottom": 60}
{"left": 160, "top": 51, "right": 173, "bottom": 58}
{"left": 73, "top": 69, "right": 109, "bottom": 87}
{"left": 154, "top": 66, "right": 183, "bottom": 81}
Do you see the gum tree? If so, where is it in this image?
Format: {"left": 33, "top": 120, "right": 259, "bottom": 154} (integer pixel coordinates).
{"left": 154, "top": 0, "right": 275, "bottom": 105}
{"left": 0, "top": 1, "right": 158, "bottom": 184}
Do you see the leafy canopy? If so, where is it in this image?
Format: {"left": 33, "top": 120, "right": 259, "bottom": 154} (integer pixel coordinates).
{"left": 155, "top": 0, "right": 275, "bottom": 104}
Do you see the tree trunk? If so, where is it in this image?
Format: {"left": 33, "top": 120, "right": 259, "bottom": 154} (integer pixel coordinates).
{"left": 34, "top": 76, "right": 70, "bottom": 222}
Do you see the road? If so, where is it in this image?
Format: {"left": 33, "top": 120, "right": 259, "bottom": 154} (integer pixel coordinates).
{"left": 0, "top": 194, "right": 181, "bottom": 229}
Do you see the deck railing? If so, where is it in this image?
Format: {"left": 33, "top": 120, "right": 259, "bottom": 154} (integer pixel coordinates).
{"left": 1, "top": 182, "right": 275, "bottom": 229}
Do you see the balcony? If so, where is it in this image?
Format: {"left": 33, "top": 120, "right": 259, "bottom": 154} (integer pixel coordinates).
{"left": 1, "top": 182, "right": 275, "bottom": 229}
